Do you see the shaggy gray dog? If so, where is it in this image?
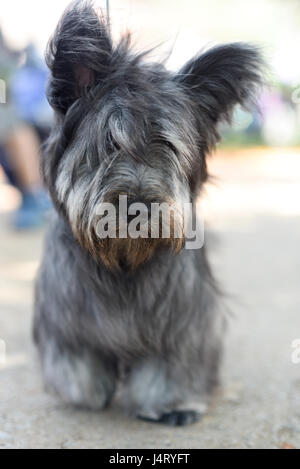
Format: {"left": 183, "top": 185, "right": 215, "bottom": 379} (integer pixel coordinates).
{"left": 34, "top": 0, "right": 264, "bottom": 425}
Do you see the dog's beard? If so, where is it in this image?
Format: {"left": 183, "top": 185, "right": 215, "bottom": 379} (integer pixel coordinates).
{"left": 97, "top": 235, "right": 184, "bottom": 271}
{"left": 74, "top": 213, "right": 185, "bottom": 271}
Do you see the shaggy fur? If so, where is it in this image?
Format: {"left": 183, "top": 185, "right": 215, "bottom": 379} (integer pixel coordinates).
{"left": 34, "top": 0, "right": 264, "bottom": 425}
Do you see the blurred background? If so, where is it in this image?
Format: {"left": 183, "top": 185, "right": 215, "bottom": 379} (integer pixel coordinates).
{"left": 0, "top": 0, "right": 300, "bottom": 449}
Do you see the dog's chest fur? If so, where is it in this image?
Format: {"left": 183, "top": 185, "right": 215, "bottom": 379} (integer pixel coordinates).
{"left": 39, "top": 213, "right": 213, "bottom": 360}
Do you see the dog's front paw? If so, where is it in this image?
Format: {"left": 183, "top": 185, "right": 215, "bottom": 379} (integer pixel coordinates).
{"left": 139, "top": 410, "right": 202, "bottom": 426}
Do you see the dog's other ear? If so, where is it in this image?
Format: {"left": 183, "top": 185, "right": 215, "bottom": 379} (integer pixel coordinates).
{"left": 46, "top": 0, "right": 112, "bottom": 114}
{"left": 176, "top": 43, "right": 264, "bottom": 136}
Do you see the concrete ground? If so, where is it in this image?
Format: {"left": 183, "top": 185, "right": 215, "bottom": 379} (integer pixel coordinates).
{"left": 0, "top": 148, "right": 300, "bottom": 449}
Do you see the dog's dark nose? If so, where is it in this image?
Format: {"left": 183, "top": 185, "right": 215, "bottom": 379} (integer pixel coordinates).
{"left": 127, "top": 197, "right": 152, "bottom": 223}
{"left": 127, "top": 213, "right": 138, "bottom": 223}
{"left": 127, "top": 197, "right": 152, "bottom": 207}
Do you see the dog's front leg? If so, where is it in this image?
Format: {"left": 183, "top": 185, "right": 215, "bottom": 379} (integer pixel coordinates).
{"left": 36, "top": 336, "right": 118, "bottom": 410}
{"left": 122, "top": 357, "right": 206, "bottom": 426}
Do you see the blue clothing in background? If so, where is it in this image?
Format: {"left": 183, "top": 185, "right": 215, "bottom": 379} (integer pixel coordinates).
{"left": 10, "top": 45, "right": 52, "bottom": 128}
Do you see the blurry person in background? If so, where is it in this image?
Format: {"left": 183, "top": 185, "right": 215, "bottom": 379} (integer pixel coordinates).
{"left": 0, "top": 27, "right": 20, "bottom": 187}
{"left": 0, "top": 30, "right": 52, "bottom": 230}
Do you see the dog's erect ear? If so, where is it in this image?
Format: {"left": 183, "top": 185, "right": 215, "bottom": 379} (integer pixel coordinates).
{"left": 46, "top": 0, "right": 112, "bottom": 114}
{"left": 176, "top": 43, "right": 264, "bottom": 132}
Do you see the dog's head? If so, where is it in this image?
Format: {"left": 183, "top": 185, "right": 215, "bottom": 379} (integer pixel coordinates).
{"left": 43, "top": 0, "right": 264, "bottom": 270}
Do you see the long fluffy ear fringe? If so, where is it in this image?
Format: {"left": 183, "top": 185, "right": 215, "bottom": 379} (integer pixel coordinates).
{"left": 46, "top": 0, "right": 113, "bottom": 113}
{"left": 176, "top": 42, "right": 266, "bottom": 125}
